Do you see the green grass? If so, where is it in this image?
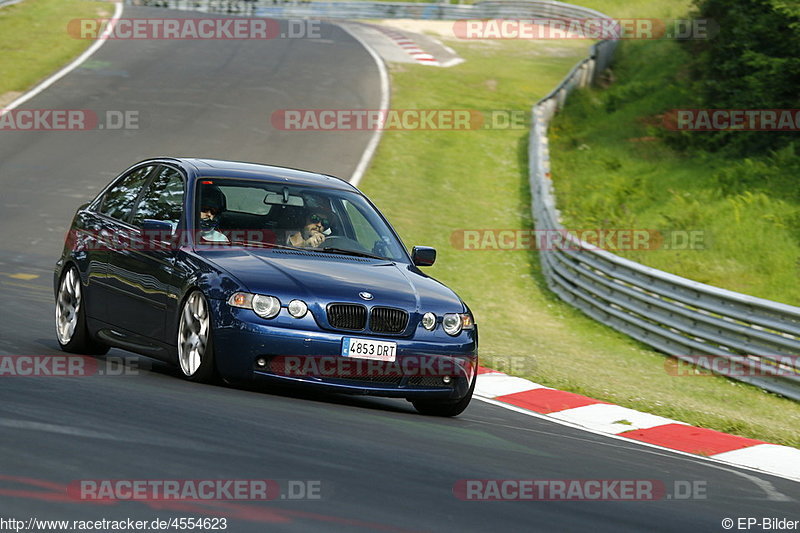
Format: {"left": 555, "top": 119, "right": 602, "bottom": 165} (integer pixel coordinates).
{"left": 547, "top": 37, "right": 800, "bottom": 306}
{"left": 353, "top": 0, "right": 693, "bottom": 13}
{"left": 566, "top": 0, "right": 693, "bottom": 18}
{"left": 359, "top": 34, "right": 800, "bottom": 446}
{"left": 0, "top": 0, "right": 108, "bottom": 100}
{"left": 547, "top": 0, "right": 800, "bottom": 305}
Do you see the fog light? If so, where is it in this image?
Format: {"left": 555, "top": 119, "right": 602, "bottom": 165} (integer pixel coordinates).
{"left": 255, "top": 357, "right": 267, "bottom": 368}
{"left": 442, "top": 376, "right": 451, "bottom": 384}
{"left": 288, "top": 299, "right": 308, "bottom": 318}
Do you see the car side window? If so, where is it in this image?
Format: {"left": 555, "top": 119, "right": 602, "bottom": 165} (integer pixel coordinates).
{"left": 99, "top": 166, "right": 154, "bottom": 221}
{"left": 131, "top": 166, "right": 185, "bottom": 228}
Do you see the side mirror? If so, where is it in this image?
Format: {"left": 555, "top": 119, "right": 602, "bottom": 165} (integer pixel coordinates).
{"left": 141, "top": 219, "right": 176, "bottom": 247}
{"left": 412, "top": 246, "right": 436, "bottom": 267}
{"left": 142, "top": 219, "right": 174, "bottom": 233}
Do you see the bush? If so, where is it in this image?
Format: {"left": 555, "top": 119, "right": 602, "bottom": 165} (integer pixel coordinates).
{"left": 681, "top": 0, "right": 800, "bottom": 154}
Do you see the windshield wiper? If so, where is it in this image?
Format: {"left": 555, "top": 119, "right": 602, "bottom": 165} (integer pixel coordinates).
{"left": 321, "top": 247, "right": 388, "bottom": 260}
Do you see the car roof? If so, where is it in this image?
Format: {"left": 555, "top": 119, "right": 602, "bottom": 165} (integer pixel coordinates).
{"left": 156, "top": 157, "right": 358, "bottom": 192}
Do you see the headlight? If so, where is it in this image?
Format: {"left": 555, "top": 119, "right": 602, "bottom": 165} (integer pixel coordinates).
{"left": 421, "top": 312, "right": 436, "bottom": 330}
{"left": 442, "top": 313, "right": 475, "bottom": 336}
{"left": 442, "top": 313, "right": 462, "bottom": 335}
{"left": 228, "top": 292, "right": 281, "bottom": 319}
{"left": 252, "top": 295, "right": 281, "bottom": 318}
{"left": 287, "top": 299, "right": 308, "bottom": 318}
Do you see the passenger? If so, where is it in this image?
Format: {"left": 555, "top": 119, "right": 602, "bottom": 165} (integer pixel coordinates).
{"left": 198, "top": 186, "right": 229, "bottom": 243}
{"left": 199, "top": 205, "right": 229, "bottom": 243}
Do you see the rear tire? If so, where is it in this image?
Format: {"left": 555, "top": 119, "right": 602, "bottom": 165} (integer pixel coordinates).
{"left": 412, "top": 374, "right": 476, "bottom": 417}
{"left": 55, "top": 266, "right": 109, "bottom": 355}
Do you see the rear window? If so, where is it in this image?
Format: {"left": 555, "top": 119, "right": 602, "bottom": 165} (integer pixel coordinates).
{"left": 219, "top": 186, "right": 271, "bottom": 215}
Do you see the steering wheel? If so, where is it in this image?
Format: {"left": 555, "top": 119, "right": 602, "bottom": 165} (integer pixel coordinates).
{"left": 321, "top": 235, "right": 368, "bottom": 252}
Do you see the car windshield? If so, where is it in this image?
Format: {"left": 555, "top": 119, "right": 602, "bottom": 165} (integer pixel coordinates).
{"left": 194, "top": 178, "right": 408, "bottom": 261}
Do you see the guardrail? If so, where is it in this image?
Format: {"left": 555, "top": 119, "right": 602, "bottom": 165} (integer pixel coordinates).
{"left": 0, "top": 0, "right": 25, "bottom": 8}
{"left": 132, "top": 0, "right": 612, "bottom": 26}
{"left": 132, "top": 0, "right": 800, "bottom": 400}
{"left": 531, "top": 46, "right": 800, "bottom": 401}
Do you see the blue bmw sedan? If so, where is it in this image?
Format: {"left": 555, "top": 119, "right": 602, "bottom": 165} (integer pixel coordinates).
{"left": 54, "top": 158, "right": 478, "bottom": 416}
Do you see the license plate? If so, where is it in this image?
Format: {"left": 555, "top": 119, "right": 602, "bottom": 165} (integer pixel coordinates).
{"left": 341, "top": 338, "right": 397, "bottom": 362}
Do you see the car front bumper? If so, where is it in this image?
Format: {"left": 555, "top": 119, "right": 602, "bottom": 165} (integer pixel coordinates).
{"left": 210, "top": 300, "right": 478, "bottom": 400}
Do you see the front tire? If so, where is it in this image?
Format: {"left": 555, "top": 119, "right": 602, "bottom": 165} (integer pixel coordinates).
{"left": 412, "top": 373, "right": 476, "bottom": 417}
{"left": 55, "top": 266, "right": 109, "bottom": 355}
{"left": 177, "top": 290, "right": 217, "bottom": 383}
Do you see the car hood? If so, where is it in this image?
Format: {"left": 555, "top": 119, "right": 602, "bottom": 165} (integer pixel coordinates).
{"left": 194, "top": 247, "right": 464, "bottom": 312}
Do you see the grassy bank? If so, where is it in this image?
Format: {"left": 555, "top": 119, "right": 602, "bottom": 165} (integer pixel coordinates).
{"left": 548, "top": 37, "right": 800, "bottom": 305}
{"left": 546, "top": 0, "right": 800, "bottom": 306}
{"left": 0, "top": 0, "right": 108, "bottom": 103}
{"left": 359, "top": 33, "right": 800, "bottom": 445}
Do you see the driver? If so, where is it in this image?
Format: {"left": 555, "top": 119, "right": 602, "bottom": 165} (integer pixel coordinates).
{"left": 288, "top": 213, "right": 328, "bottom": 248}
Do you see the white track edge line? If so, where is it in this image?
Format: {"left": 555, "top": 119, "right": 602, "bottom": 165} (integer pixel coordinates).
{"left": 338, "top": 23, "right": 390, "bottom": 188}
{"left": 1, "top": 1, "right": 124, "bottom": 116}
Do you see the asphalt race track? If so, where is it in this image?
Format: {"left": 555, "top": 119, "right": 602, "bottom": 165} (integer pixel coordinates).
{"left": 0, "top": 6, "right": 798, "bottom": 532}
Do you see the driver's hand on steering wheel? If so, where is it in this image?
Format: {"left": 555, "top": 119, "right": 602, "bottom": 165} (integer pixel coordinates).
{"left": 304, "top": 231, "right": 326, "bottom": 248}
